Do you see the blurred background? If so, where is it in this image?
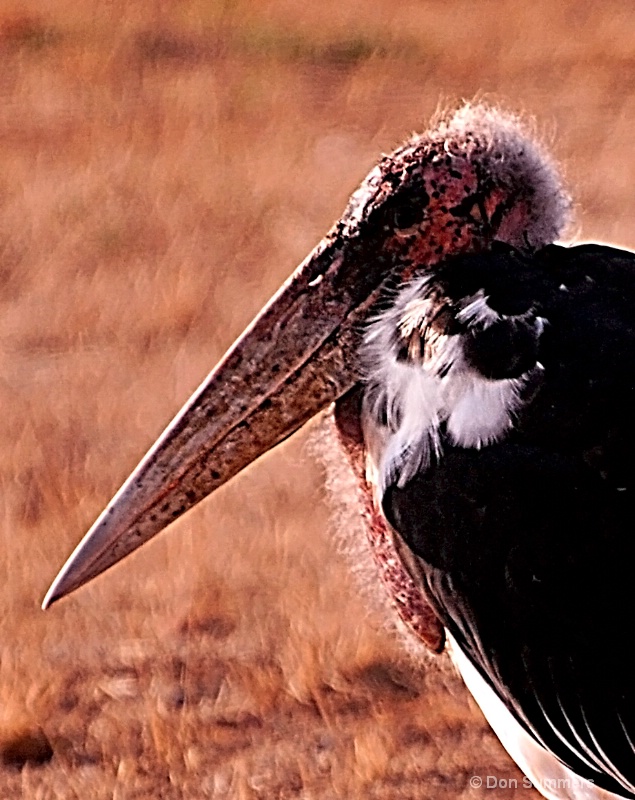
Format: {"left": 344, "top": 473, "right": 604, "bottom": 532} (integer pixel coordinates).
{"left": 1, "top": 1, "right": 634, "bottom": 797}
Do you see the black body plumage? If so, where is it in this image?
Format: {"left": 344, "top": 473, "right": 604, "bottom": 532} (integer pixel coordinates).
{"left": 44, "top": 103, "right": 635, "bottom": 800}
{"left": 383, "top": 242, "right": 635, "bottom": 797}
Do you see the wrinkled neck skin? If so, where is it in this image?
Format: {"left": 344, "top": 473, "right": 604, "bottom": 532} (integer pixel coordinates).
{"left": 332, "top": 388, "right": 445, "bottom": 654}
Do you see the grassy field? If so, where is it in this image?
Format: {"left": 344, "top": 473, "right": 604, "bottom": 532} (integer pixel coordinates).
{"left": 1, "top": 1, "right": 635, "bottom": 797}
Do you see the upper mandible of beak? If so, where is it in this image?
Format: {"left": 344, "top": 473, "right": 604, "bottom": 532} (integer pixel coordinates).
{"left": 43, "top": 102, "right": 569, "bottom": 609}
{"left": 42, "top": 223, "right": 393, "bottom": 608}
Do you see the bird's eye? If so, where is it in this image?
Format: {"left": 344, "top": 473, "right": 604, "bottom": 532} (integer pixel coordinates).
{"left": 391, "top": 204, "right": 421, "bottom": 231}
{"left": 385, "top": 188, "right": 429, "bottom": 233}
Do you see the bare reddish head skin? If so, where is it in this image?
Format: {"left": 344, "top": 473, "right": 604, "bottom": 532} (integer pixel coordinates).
{"left": 329, "top": 106, "right": 571, "bottom": 654}
{"left": 43, "top": 105, "right": 570, "bottom": 624}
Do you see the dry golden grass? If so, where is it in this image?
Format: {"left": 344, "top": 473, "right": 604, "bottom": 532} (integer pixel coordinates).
{"left": 1, "top": 1, "right": 635, "bottom": 797}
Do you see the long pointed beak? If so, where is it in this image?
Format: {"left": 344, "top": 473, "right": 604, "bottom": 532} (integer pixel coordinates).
{"left": 43, "top": 222, "right": 392, "bottom": 608}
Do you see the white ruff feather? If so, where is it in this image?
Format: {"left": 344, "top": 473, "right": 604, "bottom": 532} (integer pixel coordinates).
{"left": 456, "top": 289, "right": 536, "bottom": 329}
{"left": 362, "top": 276, "right": 541, "bottom": 490}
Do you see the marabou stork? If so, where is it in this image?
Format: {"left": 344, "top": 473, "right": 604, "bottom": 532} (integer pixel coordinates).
{"left": 44, "top": 104, "right": 635, "bottom": 800}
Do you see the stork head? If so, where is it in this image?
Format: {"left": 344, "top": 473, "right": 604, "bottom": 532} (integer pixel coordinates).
{"left": 341, "top": 103, "right": 569, "bottom": 265}
{"left": 43, "top": 103, "right": 571, "bottom": 608}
